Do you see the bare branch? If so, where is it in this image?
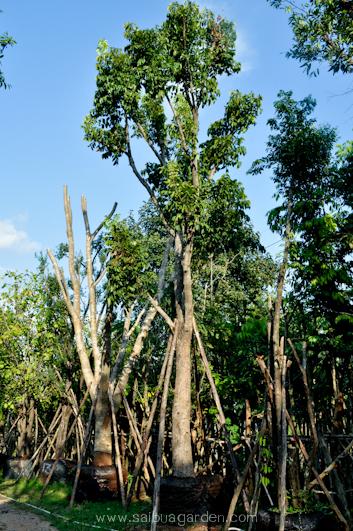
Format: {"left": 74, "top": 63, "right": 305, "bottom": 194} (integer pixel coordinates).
{"left": 127, "top": 305, "right": 147, "bottom": 338}
{"left": 136, "top": 121, "right": 165, "bottom": 165}
{"left": 148, "top": 294, "right": 175, "bottom": 331}
{"left": 113, "top": 238, "right": 172, "bottom": 399}
{"left": 64, "top": 186, "right": 81, "bottom": 315}
{"left": 81, "top": 195, "right": 102, "bottom": 380}
{"left": 110, "top": 303, "right": 135, "bottom": 383}
{"left": 125, "top": 120, "right": 173, "bottom": 237}
{"left": 47, "top": 250, "right": 73, "bottom": 314}
{"left": 92, "top": 202, "right": 118, "bottom": 239}
{"left": 166, "top": 93, "right": 190, "bottom": 156}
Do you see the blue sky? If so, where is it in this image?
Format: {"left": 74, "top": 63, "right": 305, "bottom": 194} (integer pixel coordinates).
{"left": 1, "top": 0, "right": 352, "bottom": 272}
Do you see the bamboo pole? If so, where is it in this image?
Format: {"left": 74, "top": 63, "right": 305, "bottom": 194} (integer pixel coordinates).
{"left": 126, "top": 335, "right": 172, "bottom": 506}
{"left": 108, "top": 385, "right": 126, "bottom": 508}
{"left": 40, "top": 389, "right": 90, "bottom": 499}
{"left": 69, "top": 392, "right": 98, "bottom": 508}
{"left": 150, "top": 321, "right": 178, "bottom": 531}
{"left": 193, "top": 318, "right": 250, "bottom": 513}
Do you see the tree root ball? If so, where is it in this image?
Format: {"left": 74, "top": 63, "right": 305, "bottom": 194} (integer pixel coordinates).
{"left": 2, "top": 457, "right": 32, "bottom": 479}
{"left": 38, "top": 459, "right": 75, "bottom": 484}
{"left": 255, "top": 510, "right": 343, "bottom": 530}
{"left": 160, "top": 475, "right": 224, "bottom": 516}
{"left": 74, "top": 464, "right": 128, "bottom": 501}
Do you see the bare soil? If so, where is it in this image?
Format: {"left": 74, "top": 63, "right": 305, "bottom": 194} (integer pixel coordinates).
{"left": 0, "top": 495, "right": 57, "bottom": 531}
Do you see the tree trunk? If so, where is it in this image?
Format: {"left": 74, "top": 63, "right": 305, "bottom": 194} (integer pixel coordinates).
{"left": 94, "top": 365, "right": 113, "bottom": 466}
{"left": 287, "top": 444, "right": 301, "bottom": 509}
{"left": 272, "top": 201, "right": 291, "bottom": 531}
{"left": 172, "top": 235, "right": 194, "bottom": 477}
{"left": 16, "top": 399, "right": 35, "bottom": 457}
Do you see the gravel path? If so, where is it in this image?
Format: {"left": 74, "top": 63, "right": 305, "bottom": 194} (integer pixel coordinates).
{"left": 0, "top": 495, "right": 58, "bottom": 531}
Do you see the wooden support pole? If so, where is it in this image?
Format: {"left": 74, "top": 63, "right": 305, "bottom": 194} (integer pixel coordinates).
{"left": 193, "top": 318, "right": 250, "bottom": 513}
{"left": 109, "top": 385, "right": 126, "bottom": 509}
{"left": 150, "top": 321, "right": 178, "bottom": 531}
{"left": 40, "top": 389, "right": 90, "bottom": 499}
{"left": 126, "top": 334, "right": 172, "bottom": 506}
{"left": 256, "top": 355, "right": 349, "bottom": 531}
{"left": 69, "top": 392, "right": 97, "bottom": 508}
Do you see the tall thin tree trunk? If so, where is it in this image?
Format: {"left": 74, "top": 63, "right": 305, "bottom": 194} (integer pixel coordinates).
{"left": 272, "top": 200, "right": 291, "bottom": 531}
{"left": 94, "top": 365, "right": 113, "bottom": 466}
{"left": 172, "top": 235, "right": 194, "bottom": 477}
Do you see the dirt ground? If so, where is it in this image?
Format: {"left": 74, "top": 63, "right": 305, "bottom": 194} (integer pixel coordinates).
{"left": 0, "top": 495, "right": 57, "bottom": 531}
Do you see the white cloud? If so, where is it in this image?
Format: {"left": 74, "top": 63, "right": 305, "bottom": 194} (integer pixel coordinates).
{"left": 236, "top": 29, "right": 255, "bottom": 73}
{"left": 0, "top": 219, "right": 40, "bottom": 253}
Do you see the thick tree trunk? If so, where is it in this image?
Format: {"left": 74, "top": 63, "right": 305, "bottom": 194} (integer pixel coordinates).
{"left": 94, "top": 365, "right": 113, "bottom": 466}
{"left": 172, "top": 235, "right": 194, "bottom": 477}
{"left": 17, "top": 399, "right": 35, "bottom": 457}
{"left": 56, "top": 404, "right": 71, "bottom": 454}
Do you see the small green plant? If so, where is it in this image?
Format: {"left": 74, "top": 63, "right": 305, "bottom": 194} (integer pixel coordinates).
{"left": 258, "top": 434, "right": 273, "bottom": 488}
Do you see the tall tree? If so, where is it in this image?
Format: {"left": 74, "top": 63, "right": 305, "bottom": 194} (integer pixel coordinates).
{"left": 49, "top": 189, "right": 172, "bottom": 467}
{"left": 250, "top": 90, "right": 337, "bottom": 526}
{"left": 0, "top": 261, "right": 73, "bottom": 456}
{"left": 84, "top": 1, "right": 261, "bottom": 477}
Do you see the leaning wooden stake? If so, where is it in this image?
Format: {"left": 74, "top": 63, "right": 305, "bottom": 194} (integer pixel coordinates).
{"left": 151, "top": 321, "right": 178, "bottom": 531}
{"left": 256, "top": 356, "right": 349, "bottom": 531}
{"left": 69, "top": 392, "right": 98, "bottom": 508}
{"left": 288, "top": 338, "right": 318, "bottom": 470}
{"left": 286, "top": 413, "right": 349, "bottom": 531}
{"left": 108, "top": 385, "right": 126, "bottom": 508}
{"left": 40, "top": 389, "right": 90, "bottom": 499}
{"left": 223, "top": 417, "right": 267, "bottom": 531}
{"left": 193, "top": 318, "right": 250, "bottom": 513}
{"left": 127, "top": 335, "right": 172, "bottom": 506}
{"left": 308, "top": 436, "right": 353, "bottom": 489}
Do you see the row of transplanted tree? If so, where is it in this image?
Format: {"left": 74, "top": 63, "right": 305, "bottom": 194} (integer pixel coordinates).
{"left": 1, "top": 2, "right": 353, "bottom": 530}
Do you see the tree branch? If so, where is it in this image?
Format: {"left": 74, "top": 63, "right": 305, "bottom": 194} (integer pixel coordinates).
{"left": 92, "top": 202, "right": 118, "bottom": 239}
{"left": 81, "top": 195, "right": 102, "bottom": 380}
{"left": 166, "top": 93, "right": 190, "bottom": 156}
{"left": 125, "top": 119, "right": 173, "bottom": 236}
{"left": 135, "top": 121, "right": 165, "bottom": 165}
{"left": 148, "top": 294, "right": 175, "bottom": 331}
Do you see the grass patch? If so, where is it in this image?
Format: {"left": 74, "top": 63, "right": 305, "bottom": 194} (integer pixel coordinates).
{"left": 0, "top": 478, "right": 150, "bottom": 530}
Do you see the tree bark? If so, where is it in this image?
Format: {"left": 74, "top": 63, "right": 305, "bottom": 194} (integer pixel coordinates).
{"left": 172, "top": 235, "right": 194, "bottom": 477}
{"left": 272, "top": 201, "right": 291, "bottom": 531}
{"left": 94, "top": 365, "right": 113, "bottom": 466}
{"left": 151, "top": 321, "right": 178, "bottom": 531}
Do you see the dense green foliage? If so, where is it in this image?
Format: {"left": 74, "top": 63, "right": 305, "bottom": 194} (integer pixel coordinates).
{"left": 83, "top": 0, "right": 262, "bottom": 236}
{"left": 0, "top": 260, "right": 73, "bottom": 419}
{"left": 269, "top": 0, "right": 353, "bottom": 74}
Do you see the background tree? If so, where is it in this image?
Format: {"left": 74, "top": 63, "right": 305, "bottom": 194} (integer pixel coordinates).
{"left": 269, "top": 0, "right": 353, "bottom": 75}
{"left": 250, "top": 90, "right": 340, "bottom": 525}
{"left": 0, "top": 259, "right": 74, "bottom": 457}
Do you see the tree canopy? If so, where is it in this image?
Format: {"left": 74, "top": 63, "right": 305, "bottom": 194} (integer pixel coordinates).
{"left": 269, "top": 0, "right": 353, "bottom": 74}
